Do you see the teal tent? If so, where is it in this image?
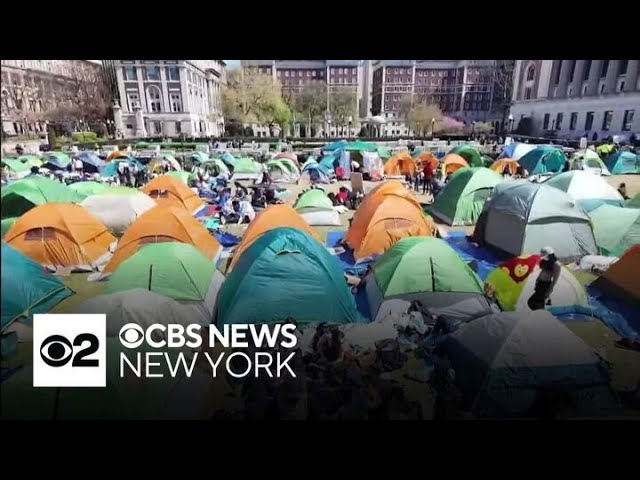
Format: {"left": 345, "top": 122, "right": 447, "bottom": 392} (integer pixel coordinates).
{"left": 519, "top": 146, "right": 567, "bottom": 175}
{"left": 100, "top": 158, "right": 144, "bottom": 178}
{"left": 603, "top": 151, "right": 639, "bottom": 174}
{"left": 1, "top": 242, "right": 73, "bottom": 330}
{"left": 449, "top": 145, "right": 483, "bottom": 167}
{"left": 345, "top": 140, "right": 377, "bottom": 152}
{"left": 217, "top": 152, "right": 237, "bottom": 166}
{"left": 42, "top": 151, "right": 72, "bottom": 169}
{"left": 428, "top": 167, "right": 503, "bottom": 225}
{"left": 322, "top": 139, "right": 348, "bottom": 151}
{"left": 216, "top": 227, "right": 363, "bottom": 325}
{"left": 191, "top": 151, "right": 209, "bottom": 164}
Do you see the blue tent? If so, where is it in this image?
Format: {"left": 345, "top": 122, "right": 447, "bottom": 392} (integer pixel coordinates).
{"left": 301, "top": 161, "right": 331, "bottom": 183}
{"left": 603, "top": 151, "right": 639, "bottom": 174}
{"left": 322, "top": 139, "right": 348, "bottom": 151}
{"left": 217, "top": 152, "right": 236, "bottom": 166}
{"left": 519, "top": 146, "right": 567, "bottom": 175}
{"left": 1, "top": 242, "right": 73, "bottom": 331}
{"left": 216, "top": 228, "right": 363, "bottom": 325}
{"left": 497, "top": 142, "right": 536, "bottom": 160}
{"left": 78, "top": 152, "right": 105, "bottom": 172}
{"left": 438, "top": 310, "right": 618, "bottom": 418}
{"left": 100, "top": 157, "right": 145, "bottom": 177}
{"left": 319, "top": 153, "right": 339, "bottom": 173}
{"left": 42, "top": 152, "right": 72, "bottom": 170}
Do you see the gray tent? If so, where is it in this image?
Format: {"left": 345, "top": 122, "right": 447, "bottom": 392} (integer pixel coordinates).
{"left": 438, "top": 310, "right": 618, "bottom": 418}
{"left": 473, "top": 181, "right": 597, "bottom": 262}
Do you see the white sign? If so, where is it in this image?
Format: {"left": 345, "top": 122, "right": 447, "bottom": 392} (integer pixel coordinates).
{"left": 580, "top": 137, "right": 588, "bottom": 149}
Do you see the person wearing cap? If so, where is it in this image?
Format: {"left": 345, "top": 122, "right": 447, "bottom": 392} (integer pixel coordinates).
{"left": 527, "top": 247, "right": 562, "bottom": 310}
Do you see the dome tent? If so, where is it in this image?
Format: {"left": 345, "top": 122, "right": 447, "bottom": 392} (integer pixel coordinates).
{"left": 104, "top": 242, "right": 224, "bottom": 323}
{"left": 448, "top": 145, "right": 483, "bottom": 167}
{"left": 498, "top": 142, "right": 536, "bottom": 160}
{"left": 441, "top": 154, "right": 469, "bottom": 175}
{"left": 69, "top": 181, "right": 110, "bottom": 199}
{"left": 485, "top": 254, "right": 588, "bottom": 312}
{"left": 300, "top": 161, "right": 331, "bottom": 184}
{"left": 266, "top": 159, "right": 297, "bottom": 183}
{"left": 1, "top": 176, "right": 82, "bottom": 219}
{"left": 473, "top": 181, "right": 597, "bottom": 262}
{"left": 570, "top": 149, "right": 610, "bottom": 176}
{"left": 383, "top": 153, "right": 417, "bottom": 176}
{"left": 427, "top": 167, "right": 503, "bottom": 226}
{"left": 588, "top": 205, "right": 640, "bottom": 257}
{"left": 490, "top": 158, "right": 520, "bottom": 175}
{"left": 142, "top": 175, "right": 204, "bottom": 214}
{"left": 518, "top": 146, "right": 567, "bottom": 175}
{"left": 229, "top": 204, "right": 320, "bottom": 270}
{"left": 364, "top": 237, "right": 492, "bottom": 322}
{"left": 603, "top": 151, "right": 640, "bottom": 174}
{"left": 294, "top": 189, "right": 340, "bottom": 226}
{"left": 544, "top": 170, "right": 624, "bottom": 212}
{"left": 216, "top": 227, "right": 362, "bottom": 326}
{"left": 102, "top": 205, "right": 222, "bottom": 274}
{"left": 231, "top": 157, "right": 263, "bottom": 181}
{"left": 81, "top": 191, "right": 157, "bottom": 236}
{"left": 592, "top": 245, "right": 640, "bottom": 304}
{"left": 438, "top": 310, "right": 617, "bottom": 419}
{"left": 1, "top": 242, "right": 73, "bottom": 330}
{"left": 5, "top": 203, "right": 116, "bottom": 270}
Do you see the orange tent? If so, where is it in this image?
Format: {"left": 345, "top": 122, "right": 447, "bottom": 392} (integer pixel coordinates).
{"left": 442, "top": 154, "right": 469, "bottom": 175}
{"left": 344, "top": 180, "right": 421, "bottom": 247}
{"left": 490, "top": 158, "right": 520, "bottom": 175}
{"left": 5, "top": 203, "right": 116, "bottom": 267}
{"left": 229, "top": 204, "right": 321, "bottom": 269}
{"left": 142, "top": 176, "right": 204, "bottom": 213}
{"left": 383, "top": 153, "right": 417, "bottom": 176}
{"left": 593, "top": 245, "right": 640, "bottom": 303}
{"left": 106, "top": 150, "right": 127, "bottom": 162}
{"left": 415, "top": 151, "right": 439, "bottom": 170}
{"left": 347, "top": 195, "right": 436, "bottom": 261}
{"left": 102, "top": 205, "right": 222, "bottom": 273}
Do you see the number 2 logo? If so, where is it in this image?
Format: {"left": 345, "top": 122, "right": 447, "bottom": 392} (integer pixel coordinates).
{"left": 40, "top": 333, "right": 100, "bottom": 368}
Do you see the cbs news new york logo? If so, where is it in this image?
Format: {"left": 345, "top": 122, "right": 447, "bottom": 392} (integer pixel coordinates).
{"left": 33, "top": 314, "right": 106, "bottom": 387}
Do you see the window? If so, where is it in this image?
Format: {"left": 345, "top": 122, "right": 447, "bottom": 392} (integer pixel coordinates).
{"left": 25, "top": 227, "right": 56, "bottom": 241}
{"left": 299, "top": 79, "right": 303, "bottom": 85}
{"left": 126, "top": 124, "right": 134, "bottom": 130}
{"left": 312, "top": 70, "right": 317, "bottom": 77}
{"left": 123, "top": 66, "right": 137, "bottom": 81}
{"left": 148, "top": 189, "right": 169, "bottom": 198}
{"left": 570, "top": 112, "right": 578, "bottom": 130}
{"left": 554, "top": 60, "right": 563, "bottom": 84}
{"left": 619, "top": 60, "right": 628, "bottom": 76}
{"left": 126, "top": 92, "right": 139, "bottom": 110}
{"left": 622, "top": 110, "right": 634, "bottom": 131}
{"left": 170, "top": 93, "right": 182, "bottom": 112}
{"left": 525, "top": 87, "right": 532, "bottom": 100}
{"left": 298, "top": 71, "right": 303, "bottom": 77}
{"left": 602, "top": 110, "right": 613, "bottom": 131}
{"left": 146, "top": 66, "right": 160, "bottom": 81}
{"left": 583, "top": 60, "right": 591, "bottom": 80}
{"left": 600, "top": 60, "right": 609, "bottom": 78}
{"left": 285, "top": 71, "right": 289, "bottom": 77}
{"left": 556, "top": 112, "right": 563, "bottom": 130}
{"left": 306, "top": 71, "right": 311, "bottom": 77}
{"left": 167, "top": 66, "right": 180, "bottom": 81}
{"left": 584, "top": 111, "right": 595, "bottom": 131}
{"left": 526, "top": 64, "right": 535, "bottom": 81}
{"left": 175, "top": 121, "right": 181, "bottom": 134}
{"left": 147, "top": 86, "right": 162, "bottom": 112}
{"left": 543, "top": 113, "right": 550, "bottom": 130}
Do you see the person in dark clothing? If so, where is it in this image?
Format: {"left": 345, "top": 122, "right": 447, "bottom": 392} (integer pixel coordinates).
{"left": 527, "top": 247, "right": 562, "bottom": 310}
{"left": 327, "top": 192, "right": 339, "bottom": 206}
{"left": 562, "top": 160, "right": 571, "bottom": 172}
{"left": 422, "top": 161, "right": 434, "bottom": 195}
{"left": 618, "top": 183, "right": 630, "bottom": 200}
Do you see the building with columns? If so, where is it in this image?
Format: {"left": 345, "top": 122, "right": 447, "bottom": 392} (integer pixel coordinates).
{"left": 1, "top": 60, "right": 107, "bottom": 136}
{"left": 113, "top": 60, "right": 226, "bottom": 138}
{"left": 370, "top": 60, "right": 507, "bottom": 137}
{"left": 510, "top": 60, "right": 639, "bottom": 139}
{"left": 241, "top": 60, "right": 365, "bottom": 137}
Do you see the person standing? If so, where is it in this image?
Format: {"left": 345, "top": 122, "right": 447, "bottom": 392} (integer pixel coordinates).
{"left": 527, "top": 247, "right": 562, "bottom": 310}
{"left": 422, "top": 161, "right": 434, "bottom": 195}
{"left": 74, "top": 156, "right": 84, "bottom": 176}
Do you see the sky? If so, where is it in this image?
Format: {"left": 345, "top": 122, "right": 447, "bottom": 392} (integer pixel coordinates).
{"left": 225, "top": 60, "right": 240, "bottom": 69}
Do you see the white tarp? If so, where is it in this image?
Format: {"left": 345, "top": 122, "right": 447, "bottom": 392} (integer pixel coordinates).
{"left": 339, "top": 150, "right": 351, "bottom": 180}
{"left": 82, "top": 192, "right": 156, "bottom": 235}
{"left": 361, "top": 152, "right": 384, "bottom": 180}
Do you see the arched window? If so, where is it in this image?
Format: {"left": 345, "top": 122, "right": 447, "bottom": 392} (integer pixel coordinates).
{"left": 146, "top": 86, "right": 163, "bottom": 113}
{"left": 526, "top": 64, "right": 536, "bottom": 81}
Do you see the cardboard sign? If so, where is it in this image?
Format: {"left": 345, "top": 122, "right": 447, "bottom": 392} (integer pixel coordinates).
{"left": 351, "top": 172, "right": 364, "bottom": 193}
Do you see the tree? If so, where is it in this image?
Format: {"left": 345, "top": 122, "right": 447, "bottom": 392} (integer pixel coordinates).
{"left": 403, "top": 97, "right": 442, "bottom": 136}
{"left": 489, "top": 60, "right": 515, "bottom": 134}
{"left": 223, "top": 69, "right": 284, "bottom": 124}
{"left": 435, "top": 116, "right": 465, "bottom": 134}
{"left": 263, "top": 97, "right": 292, "bottom": 137}
{"left": 472, "top": 122, "right": 494, "bottom": 135}
{"left": 329, "top": 89, "right": 358, "bottom": 135}
{"left": 292, "top": 82, "right": 327, "bottom": 137}
{"left": 1, "top": 83, "right": 44, "bottom": 135}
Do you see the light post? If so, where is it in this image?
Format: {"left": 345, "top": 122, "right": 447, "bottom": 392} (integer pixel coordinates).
{"left": 431, "top": 118, "right": 435, "bottom": 136}
{"left": 325, "top": 111, "right": 332, "bottom": 138}
{"left": 471, "top": 121, "right": 476, "bottom": 139}
{"left": 347, "top": 115, "right": 353, "bottom": 138}
{"left": 508, "top": 113, "right": 514, "bottom": 134}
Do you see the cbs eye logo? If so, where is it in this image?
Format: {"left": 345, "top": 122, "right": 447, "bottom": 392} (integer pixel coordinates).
{"left": 33, "top": 314, "right": 106, "bottom": 388}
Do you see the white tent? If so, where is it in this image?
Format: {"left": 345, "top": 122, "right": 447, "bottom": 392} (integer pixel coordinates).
{"left": 82, "top": 192, "right": 156, "bottom": 235}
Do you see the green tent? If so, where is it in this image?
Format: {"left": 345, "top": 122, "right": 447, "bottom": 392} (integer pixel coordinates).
{"left": 68, "top": 181, "right": 110, "bottom": 198}
{"left": 95, "top": 186, "right": 140, "bottom": 196}
{"left": 2, "top": 242, "right": 73, "bottom": 331}
{"left": 377, "top": 146, "right": 393, "bottom": 161}
{"left": 627, "top": 194, "right": 640, "bottom": 208}
{"left": 233, "top": 157, "right": 262, "bottom": 174}
{"left": 276, "top": 157, "right": 299, "bottom": 174}
{"left": 217, "top": 152, "right": 236, "bottom": 166}
{"left": 372, "top": 237, "right": 484, "bottom": 297}
{"left": 519, "top": 146, "right": 567, "bottom": 175}
{"left": 294, "top": 188, "right": 334, "bottom": 210}
{"left": 190, "top": 151, "right": 209, "bottom": 164}
{"left": 17, "top": 155, "right": 43, "bottom": 167}
{"left": 1, "top": 218, "right": 17, "bottom": 237}
{"left": 345, "top": 140, "right": 378, "bottom": 152}
{"left": 481, "top": 155, "right": 494, "bottom": 168}
{"left": 449, "top": 145, "right": 483, "bottom": 167}
{"left": 570, "top": 149, "right": 610, "bottom": 174}
{"left": 202, "top": 158, "right": 230, "bottom": 174}
{"left": 2, "top": 159, "right": 33, "bottom": 173}
{"left": 42, "top": 151, "right": 72, "bottom": 169}
{"left": 588, "top": 204, "right": 640, "bottom": 257}
{"left": 104, "top": 242, "right": 214, "bottom": 301}
{"left": 428, "top": 167, "right": 503, "bottom": 225}
{"left": 603, "top": 151, "right": 639, "bottom": 174}
{"left": 1, "top": 176, "right": 82, "bottom": 219}
{"left": 216, "top": 227, "right": 363, "bottom": 326}
{"left": 165, "top": 171, "right": 194, "bottom": 185}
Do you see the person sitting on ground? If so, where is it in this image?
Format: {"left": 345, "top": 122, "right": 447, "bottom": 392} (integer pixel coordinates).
{"left": 618, "top": 182, "right": 630, "bottom": 200}
{"left": 527, "top": 246, "right": 562, "bottom": 310}
{"left": 327, "top": 192, "right": 339, "bottom": 206}
{"left": 337, "top": 186, "right": 350, "bottom": 206}
{"left": 237, "top": 195, "right": 256, "bottom": 224}
{"left": 251, "top": 188, "right": 266, "bottom": 209}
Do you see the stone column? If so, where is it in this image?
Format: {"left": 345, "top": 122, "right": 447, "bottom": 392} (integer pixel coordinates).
{"left": 134, "top": 105, "right": 147, "bottom": 137}
{"left": 113, "top": 103, "right": 124, "bottom": 135}
{"left": 624, "top": 60, "right": 639, "bottom": 92}
{"left": 586, "top": 60, "right": 603, "bottom": 96}
{"left": 160, "top": 66, "right": 170, "bottom": 112}
{"left": 604, "top": 60, "right": 620, "bottom": 94}
{"left": 556, "top": 60, "right": 572, "bottom": 98}
{"left": 547, "top": 60, "right": 561, "bottom": 97}
{"left": 570, "top": 60, "right": 586, "bottom": 97}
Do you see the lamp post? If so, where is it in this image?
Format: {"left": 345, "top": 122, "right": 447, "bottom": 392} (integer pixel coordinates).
{"left": 508, "top": 113, "right": 514, "bottom": 134}
{"left": 347, "top": 115, "right": 353, "bottom": 138}
{"left": 431, "top": 118, "right": 435, "bottom": 136}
